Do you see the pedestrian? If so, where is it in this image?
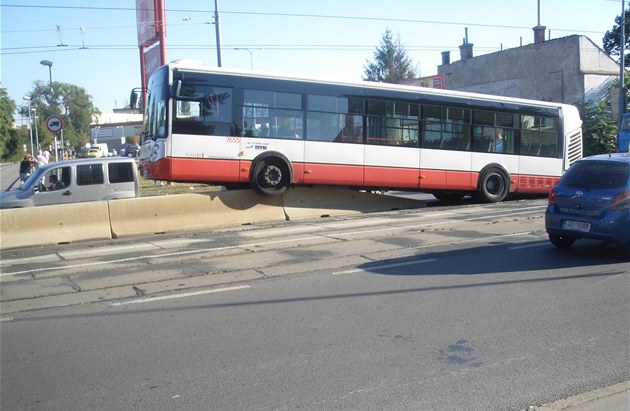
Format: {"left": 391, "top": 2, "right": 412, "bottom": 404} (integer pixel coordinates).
{"left": 19, "top": 154, "right": 37, "bottom": 184}
{"left": 36, "top": 150, "right": 48, "bottom": 168}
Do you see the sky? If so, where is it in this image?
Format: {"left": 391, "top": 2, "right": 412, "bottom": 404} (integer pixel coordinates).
{"left": 1, "top": 0, "right": 624, "bottom": 121}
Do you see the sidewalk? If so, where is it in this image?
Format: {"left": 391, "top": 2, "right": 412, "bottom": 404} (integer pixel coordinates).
{"left": 532, "top": 381, "right": 630, "bottom": 410}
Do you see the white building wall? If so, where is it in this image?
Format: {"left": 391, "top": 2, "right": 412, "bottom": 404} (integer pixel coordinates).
{"left": 437, "top": 35, "right": 619, "bottom": 106}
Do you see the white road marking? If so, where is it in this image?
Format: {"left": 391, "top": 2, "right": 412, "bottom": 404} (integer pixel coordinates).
{"left": 110, "top": 285, "right": 251, "bottom": 306}
{"left": 0, "top": 236, "right": 322, "bottom": 277}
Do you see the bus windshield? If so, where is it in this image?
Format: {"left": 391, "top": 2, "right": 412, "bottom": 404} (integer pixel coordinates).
{"left": 143, "top": 65, "right": 169, "bottom": 142}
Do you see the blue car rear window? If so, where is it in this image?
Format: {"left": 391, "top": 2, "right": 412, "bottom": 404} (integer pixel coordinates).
{"left": 561, "top": 161, "right": 629, "bottom": 190}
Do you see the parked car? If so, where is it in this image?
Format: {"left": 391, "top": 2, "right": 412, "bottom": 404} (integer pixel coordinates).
{"left": 108, "top": 148, "right": 117, "bottom": 157}
{"left": 0, "top": 157, "right": 140, "bottom": 208}
{"left": 121, "top": 143, "right": 140, "bottom": 158}
{"left": 545, "top": 153, "right": 630, "bottom": 248}
{"left": 76, "top": 147, "right": 89, "bottom": 158}
{"left": 87, "top": 147, "right": 102, "bottom": 158}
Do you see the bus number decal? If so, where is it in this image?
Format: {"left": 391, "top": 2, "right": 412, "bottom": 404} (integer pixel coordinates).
{"left": 226, "top": 137, "right": 241, "bottom": 144}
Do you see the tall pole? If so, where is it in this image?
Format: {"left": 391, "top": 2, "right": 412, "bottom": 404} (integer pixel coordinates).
{"left": 40, "top": 60, "right": 58, "bottom": 160}
{"left": 214, "top": 0, "right": 222, "bottom": 67}
{"left": 23, "top": 96, "right": 34, "bottom": 154}
{"left": 40, "top": 60, "right": 54, "bottom": 106}
{"left": 619, "top": 0, "right": 626, "bottom": 131}
{"left": 234, "top": 48, "right": 255, "bottom": 69}
{"left": 32, "top": 108, "right": 40, "bottom": 152}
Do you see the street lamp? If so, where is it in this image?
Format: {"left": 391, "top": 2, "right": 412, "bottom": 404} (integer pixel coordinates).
{"left": 40, "top": 60, "right": 54, "bottom": 111}
{"left": 23, "top": 96, "right": 34, "bottom": 154}
{"left": 39, "top": 60, "right": 52, "bottom": 90}
{"left": 233, "top": 48, "right": 261, "bottom": 69}
{"left": 40, "top": 59, "right": 62, "bottom": 160}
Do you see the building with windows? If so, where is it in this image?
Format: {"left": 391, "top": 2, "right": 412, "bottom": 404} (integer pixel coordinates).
{"left": 89, "top": 112, "right": 143, "bottom": 155}
{"left": 428, "top": 33, "right": 619, "bottom": 108}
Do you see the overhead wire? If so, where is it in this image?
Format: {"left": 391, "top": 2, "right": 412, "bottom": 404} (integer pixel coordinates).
{"left": 0, "top": 2, "right": 616, "bottom": 56}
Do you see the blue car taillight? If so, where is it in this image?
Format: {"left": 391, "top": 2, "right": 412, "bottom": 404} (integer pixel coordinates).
{"left": 610, "top": 190, "right": 630, "bottom": 210}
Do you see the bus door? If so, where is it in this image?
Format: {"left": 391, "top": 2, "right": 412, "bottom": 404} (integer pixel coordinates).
{"left": 302, "top": 103, "right": 364, "bottom": 186}
{"left": 363, "top": 100, "right": 421, "bottom": 189}
{"left": 364, "top": 144, "right": 420, "bottom": 189}
{"left": 171, "top": 86, "right": 241, "bottom": 182}
{"left": 303, "top": 139, "right": 364, "bottom": 186}
{"left": 418, "top": 111, "right": 473, "bottom": 192}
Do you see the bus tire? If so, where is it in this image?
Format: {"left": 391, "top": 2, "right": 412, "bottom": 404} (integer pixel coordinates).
{"left": 251, "top": 156, "right": 291, "bottom": 195}
{"left": 476, "top": 167, "right": 509, "bottom": 203}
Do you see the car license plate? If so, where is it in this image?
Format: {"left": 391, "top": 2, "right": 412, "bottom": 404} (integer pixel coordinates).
{"left": 562, "top": 220, "right": 591, "bottom": 232}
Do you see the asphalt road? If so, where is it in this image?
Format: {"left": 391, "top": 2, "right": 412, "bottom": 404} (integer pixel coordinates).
{"left": 0, "top": 162, "right": 20, "bottom": 190}
{"left": 1, "top": 199, "right": 628, "bottom": 410}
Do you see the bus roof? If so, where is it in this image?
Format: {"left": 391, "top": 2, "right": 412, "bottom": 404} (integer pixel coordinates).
{"left": 167, "top": 60, "right": 578, "bottom": 113}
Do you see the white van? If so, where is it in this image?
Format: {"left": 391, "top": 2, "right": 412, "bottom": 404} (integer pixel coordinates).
{"left": 0, "top": 157, "right": 139, "bottom": 208}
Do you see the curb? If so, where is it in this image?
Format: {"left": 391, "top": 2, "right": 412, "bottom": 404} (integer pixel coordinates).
{"left": 529, "top": 381, "right": 630, "bottom": 410}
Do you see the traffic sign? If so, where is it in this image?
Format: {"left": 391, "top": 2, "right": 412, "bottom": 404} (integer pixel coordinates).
{"left": 45, "top": 115, "right": 63, "bottom": 133}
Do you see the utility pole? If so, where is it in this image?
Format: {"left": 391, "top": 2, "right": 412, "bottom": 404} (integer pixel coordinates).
{"left": 214, "top": 0, "right": 222, "bottom": 67}
{"left": 619, "top": 0, "right": 627, "bottom": 131}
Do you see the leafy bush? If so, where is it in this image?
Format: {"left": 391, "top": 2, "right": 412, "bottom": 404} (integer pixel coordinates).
{"left": 579, "top": 101, "right": 618, "bottom": 156}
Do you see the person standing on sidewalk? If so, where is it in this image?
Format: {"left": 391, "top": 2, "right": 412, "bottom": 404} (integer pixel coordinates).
{"left": 36, "top": 150, "right": 48, "bottom": 168}
{"left": 19, "top": 154, "right": 37, "bottom": 184}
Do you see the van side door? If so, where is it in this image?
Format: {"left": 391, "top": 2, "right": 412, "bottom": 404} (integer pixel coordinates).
{"left": 74, "top": 163, "right": 106, "bottom": 202}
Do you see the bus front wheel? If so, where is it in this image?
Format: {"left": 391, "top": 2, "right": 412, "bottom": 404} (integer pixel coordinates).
{"left": 251, "top": 157, "right": 291, "bottom": 195}
{"left": 475, "top": 168, "right": 509, "bottom": 203}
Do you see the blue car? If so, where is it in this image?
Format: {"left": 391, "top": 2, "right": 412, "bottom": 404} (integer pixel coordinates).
{"left": 545, "top": 153, "right": 630, "bottom": 248}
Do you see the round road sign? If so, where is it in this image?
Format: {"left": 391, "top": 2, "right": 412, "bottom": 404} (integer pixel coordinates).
{"left": 45, "top": 115, "right": 63, "bottom": 133}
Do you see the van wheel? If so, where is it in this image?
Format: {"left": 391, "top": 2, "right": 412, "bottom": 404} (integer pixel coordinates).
{"left": 251, "top": 157, "right": 290, "bottom": 195}
{"left": 475, "top": 168, "right": 509, "bottom": 203}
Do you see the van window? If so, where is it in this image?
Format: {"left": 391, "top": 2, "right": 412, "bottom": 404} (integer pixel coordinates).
{"left": 40, "top": 166, "right": 71, "bottom": 190}
{"left": 77, "top": 164, "right": 104, "bottom": 185}
{"left": 108, "top": 162, "right": 135, "bottom": 183}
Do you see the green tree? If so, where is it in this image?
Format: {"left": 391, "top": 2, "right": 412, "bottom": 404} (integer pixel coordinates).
{"left": 21, "top": 80, "right": 101, "bottom": 151}
{"left": 603, "top": 8, "right": 630, "bottom": 67}
{"left": 363, "top": 28, "right": 418, "bottom": 83}
{"left": 0, "top": 88, "right": 26, "bottom": 161}
{"left": 579, "top": 101, "right": 618, "bottom": 156}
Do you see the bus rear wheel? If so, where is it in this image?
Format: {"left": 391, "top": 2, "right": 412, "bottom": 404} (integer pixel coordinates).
{"left": 475, "top": 168, "right": 509, "bottom": 203}
{"left": 251, "top": 157, "right": 291, "bottom": 195}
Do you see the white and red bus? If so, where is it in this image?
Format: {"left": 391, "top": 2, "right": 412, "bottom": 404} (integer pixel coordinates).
{"left": 139, "top": 61, "right": 583, "bottom": 202}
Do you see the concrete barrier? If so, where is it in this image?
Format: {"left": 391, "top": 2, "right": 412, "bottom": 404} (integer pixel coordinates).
{"left": 0, "top": 188, "right": 426, "bottom": 250}
{"left": 281, "top": 187, "right": 425, "bottom": 220}
{"left": 0, "top": 202, "right": 112, "bottom": 250}
{"left": 108, "top": 191, "right": 286, "bottom": 238}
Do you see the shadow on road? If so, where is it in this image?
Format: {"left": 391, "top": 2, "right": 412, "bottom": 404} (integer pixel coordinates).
{"left": 358, "top": 239, "right": 629, "bottom": 277}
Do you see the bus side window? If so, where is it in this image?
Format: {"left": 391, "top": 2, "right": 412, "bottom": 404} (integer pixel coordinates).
{"left": 520, "top": 115, "right": 559, "bottom": 158}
